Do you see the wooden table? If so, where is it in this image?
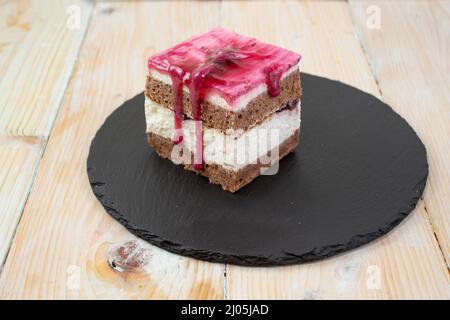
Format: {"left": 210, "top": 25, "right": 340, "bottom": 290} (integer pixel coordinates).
{"left": 0, "top": 0, "right": 448, "bottom": 299}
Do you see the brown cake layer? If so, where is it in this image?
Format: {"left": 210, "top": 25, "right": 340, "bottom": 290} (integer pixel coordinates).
{"left": 147, "top": 129, "right": 300, "bottom": 193}
{"left": 145, "top": 70, "right": 301, "bottom": 133}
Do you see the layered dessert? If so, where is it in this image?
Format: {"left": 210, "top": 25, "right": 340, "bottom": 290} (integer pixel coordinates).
{"left": 145, "top": 28, "right": 302, "bottom": 192}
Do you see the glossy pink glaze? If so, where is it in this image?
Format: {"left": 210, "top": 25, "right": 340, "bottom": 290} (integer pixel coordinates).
{"left": 147, "top": 28, "right": 301, "bottom": 170}
{"left": 148, "top": 28, "right": 301, "bottom": 105}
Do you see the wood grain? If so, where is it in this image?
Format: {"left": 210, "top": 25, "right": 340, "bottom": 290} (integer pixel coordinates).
{"left": 348, "top": 0, "right": 450, "bottom": 268}
{"left": 0, "top": 0, "right": 93, "bottom": 271}
{"left": 222, "top": 0, "right": 449, "bottom": 299}
{"left": 0, "top": 137, "right": 43, "bottom": 269}
{"left": 0, "top": 0, "right": 93, "bottom": 138}
{"left": 0, "top": 1, "right": 224, "bottom": 299}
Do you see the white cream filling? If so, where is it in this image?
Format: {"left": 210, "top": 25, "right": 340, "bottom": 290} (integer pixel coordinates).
{"left": 145, "top": 97, "right": 301, "bottom": 171}
{"left": 148, "top": 63, "right": 300, "bottom": 112}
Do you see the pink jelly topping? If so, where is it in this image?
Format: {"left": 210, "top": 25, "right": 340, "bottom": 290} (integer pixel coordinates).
{"left": 147, "top": 28, "right": 301, "bottom": 171}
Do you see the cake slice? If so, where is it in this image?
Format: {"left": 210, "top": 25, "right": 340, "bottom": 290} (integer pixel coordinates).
{"left": 145, "top": 28, "right": 302, "bottom": 192}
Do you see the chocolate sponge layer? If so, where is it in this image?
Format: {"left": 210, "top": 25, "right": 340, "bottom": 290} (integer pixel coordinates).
{"left": 147, "top": 129, "right": 300, "bottom": 193}
{"left": 145, "top": 70, "right": 301, "bottom": 133}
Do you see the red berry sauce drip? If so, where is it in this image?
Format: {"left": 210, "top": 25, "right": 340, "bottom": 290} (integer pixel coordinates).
{"left": 264, "top": 64, "right": 284, "bottom": 97}
{"left": 147, "top": 28, "right": 301, "bottom": 171}
{"left": 188, "top": 70, "right": 206, "bottom": 171}
{"left": 187, "top": 49, "right": 255, "bottom": 170}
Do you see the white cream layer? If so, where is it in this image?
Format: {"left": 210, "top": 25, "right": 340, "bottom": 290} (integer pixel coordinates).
{"left": 145, "top": 97, "right": 300, "bottom": 171}
{"left": 148, "top": 63, "right": 300, "bottom": 112}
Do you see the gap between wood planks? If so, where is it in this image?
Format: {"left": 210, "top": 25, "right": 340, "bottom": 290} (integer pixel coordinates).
{"left": 346, "top": 2, "right": 449, "bottom": 273}
{"left": 0, "top": 7, "right": 95, "bottom": 274}
{"left": 0, "top": 136, "right": 45, "bottom": 273}
{"left": 427, "top": 201, "right": 450, "bottom": 275}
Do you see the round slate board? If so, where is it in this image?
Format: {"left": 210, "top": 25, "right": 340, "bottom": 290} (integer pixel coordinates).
{"left": 87, "top": 73, "right": 428, "bottom": 266}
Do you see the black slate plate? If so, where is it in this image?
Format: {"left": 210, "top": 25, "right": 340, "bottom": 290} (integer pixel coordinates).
{"left": 87, "top": 73, "right": 428, "bottom": 266}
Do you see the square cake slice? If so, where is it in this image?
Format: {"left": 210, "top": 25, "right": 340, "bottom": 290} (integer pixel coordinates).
{"left": 145, "top": 28, "right": 302, "bottom": 192}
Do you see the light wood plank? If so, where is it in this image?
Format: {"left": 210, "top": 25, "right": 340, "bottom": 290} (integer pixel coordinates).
{"left": 348, "top": 0, "right": 450, "bottom": 268}
{"left": 0, "top": 0, "right": 93, "bottom": 138}
{"left": 0, "top": 137, "right": 44, "bottom": 269}
{"left": 222, "top": 0, "right": 450, "bottom": 299}
{"left": 0, "top": 0, "right": 93, "bottom": 271}
{"left": 0, "top": 1, "right": 224, "bottom": 299}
